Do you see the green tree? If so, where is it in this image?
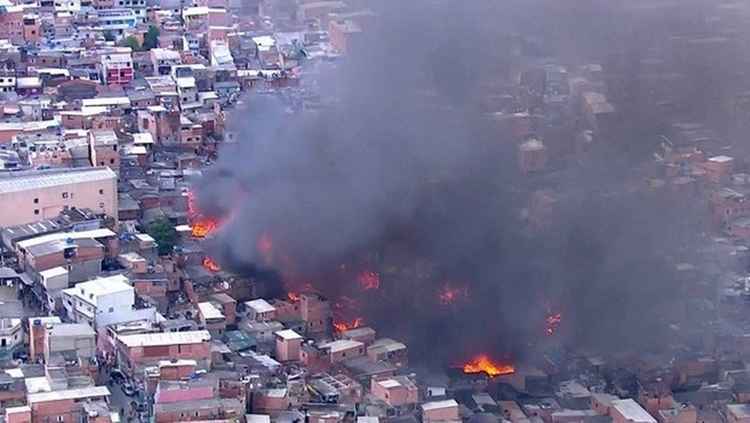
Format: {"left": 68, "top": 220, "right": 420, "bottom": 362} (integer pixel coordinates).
{"left": 120, "top": 36, "right": 141, "bottom": 51}
{"left": 147, "top": 218, "right": 178, "bottom": 256}
{"left": 142, "top": 25, "right": 160, "bottom": 51}
{"left": 103, "top": 30, "right": 116, "bottom": 42}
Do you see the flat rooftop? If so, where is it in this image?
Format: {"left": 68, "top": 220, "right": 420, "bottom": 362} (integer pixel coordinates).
{"left": 118, "top": 330, "right": 211, "bottom": 348}
{"left": 0, "top": 167, "right": 116, "bottom": 195}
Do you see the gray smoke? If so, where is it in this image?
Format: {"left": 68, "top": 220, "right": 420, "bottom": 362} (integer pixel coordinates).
{"left": 196, "top": 0, "right": 713, "bottom": 362}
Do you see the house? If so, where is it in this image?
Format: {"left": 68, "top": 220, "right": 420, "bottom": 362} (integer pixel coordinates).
{"left": 25, "top": 238, "right": 104, "bottom": 285}
{"left": 245, "top": 299, "right": 276, "bottom": 322}
{"left": 0, "top": 168, "right": 117, "bottom": 227}
{"left": 89, "top": 130, "right": 120, "bottom": 169}
{"left": 116, "top": 330, "right": 212, "bottom": 371}
{"left": 318, "top": 339, "right": 364, "bottom": 363}
{"left": 0, "top": 319, "right": 23, "bottom": 360}
{"left": 27, "top": 386, "right": 111, "bottom": 423}
{"left": 197, "top": 301, "right": 226, "bottom": 336}
{"left": 29, "top": 316, "right": 62, "bottom": 361}
{"left": 422, "top": 399, "right": 459, "bottom": 423}
{"left": 367, "top": 338, "right": 408, "bottom": 367}
{"left": 96, "top": 8, "right": 137, "bottom": 36}
{"left": 274, "top": 329, "right": 302, "bottom": 362}
{"left": 151, "top": 48, "right": 181, "bottom": 76}
{"left": 611, "top": 399, "right": 657, "bottom": 423}
{"left": 44, "top": 322, "right": 96, "bottom": 363}
{"left": 370, "top": 375, "right": 418, "bottom": 408}
{"left": 38, "top": 266, "right": 69, "bottom": 312}
{"left": 62, "top": 274, "right": 156, "bottom": 328}
{"left": 100, "top": 53, "right": 134, "bottom": 85}
{"left": 301, "top": 293, "right": 330, "bottom": 335}
{"left": 329, "top": 19, "right": 362, "bottom": 54}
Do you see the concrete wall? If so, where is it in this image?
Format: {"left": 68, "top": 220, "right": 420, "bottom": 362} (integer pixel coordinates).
{"left": 0, "top": 175, "right": 117, "bottom": 227}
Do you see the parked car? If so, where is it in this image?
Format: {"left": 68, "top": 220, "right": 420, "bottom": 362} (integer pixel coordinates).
{"left": 122, "top": 382, "right": 136, "bottom": 396}
{"left": 110, "top": 369, "right": 126, "bottom": 384}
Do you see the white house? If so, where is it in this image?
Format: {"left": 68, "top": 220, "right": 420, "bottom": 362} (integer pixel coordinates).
{"left": 62, "top": 274, "right": 156, "bottom": 328}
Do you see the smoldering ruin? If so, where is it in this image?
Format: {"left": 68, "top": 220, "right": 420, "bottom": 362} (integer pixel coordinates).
{"left": 194, "top": 0, "right": 717, "bottom": 364}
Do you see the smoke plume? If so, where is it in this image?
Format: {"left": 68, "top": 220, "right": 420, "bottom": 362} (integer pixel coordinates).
{"left": 196, "top": 0, "right": 712, "bottom": 363}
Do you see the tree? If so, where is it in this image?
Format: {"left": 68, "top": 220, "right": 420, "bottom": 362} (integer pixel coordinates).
{"left": 120, "top": 36, "right": 141, "bottom": 51}
{"left": 103, "top": 30, "right": 116, "bottom": 42}
{"left": 142, "top": 25, "right": 160, "bottom": 51}
{"left": 147, "top": 218, "right": 178, "bottom": 256}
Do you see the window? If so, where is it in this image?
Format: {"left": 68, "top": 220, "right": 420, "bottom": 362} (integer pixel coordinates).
{"left": 57, "top": 416, "right": 63, "bottom": 423}
{"left": 33, "top": 198, "right": 38, "bottom": 204}
{"left": 109, "top": 158, "right": 115, "bottom": 164}
{"left": 108, "top": 307, "right": 114, "bottom": 313}
{"left": 34, "top": 209, "right": 39, "bottom": 215}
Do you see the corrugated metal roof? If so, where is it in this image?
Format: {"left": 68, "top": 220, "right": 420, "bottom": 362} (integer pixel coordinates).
{"left": 0, "top": 167, "right": 116, "bottom": 194}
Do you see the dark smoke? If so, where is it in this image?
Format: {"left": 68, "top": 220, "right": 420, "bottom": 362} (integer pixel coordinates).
{"left": 196, "top": 0, "right": 712, "bottom": 363}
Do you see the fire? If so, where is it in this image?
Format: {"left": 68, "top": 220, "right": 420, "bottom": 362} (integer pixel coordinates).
{"left": 545, "top": 312, "right": 562, "bottom": 336}
{"left": 287, "top": 292, "right": 301, "bottom": 302}
{"left": 333, "top": 317, "right": 364, "bottom": 333}
{"left": 187, "top": 190, "right": 221, "bottom": 238}
{"left": 202, "top": 256, "right": 221, "bottom": 272}
{"left": 358, "top": 270, "right": 380, "bottom": 290}
{"left": 192, "top": 218, "right": 219, "bottom": 238}
{"left": 438, "top": 284, "right": 468, "bottom": 305}
{"left": 462, "top": 355, "right": 515, "bottom": 377}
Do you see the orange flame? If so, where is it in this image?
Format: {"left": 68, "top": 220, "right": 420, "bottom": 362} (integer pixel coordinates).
{"left": 358, "top": 271, "right": 380, "bottom": 290}
{"left": 192, "top": 218, "right": 219, "bottom": 238}
{"left": 187, "top": 191, "right": 222, "bottom": 238}
{"left": 287, "top": 292, "right": 301, "bottom": 302}
{"left": 462, "top": 355, "right": 515, "bottom": 377}
{"left": 333, "top": 317, "right": 364, "bottom": 333}
{"left": 202, "top": 256, "right": 221, "bottom": 272}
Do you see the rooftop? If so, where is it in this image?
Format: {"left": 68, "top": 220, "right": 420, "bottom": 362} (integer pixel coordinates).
{"left": 197, "top": 301, "right": 224, "bottom": 320}
{"left": 27, "top": 386, "right": 110, "bottom": 404}
{"left": 48, "top": 323, "right": 95, "bottom": 338}
{"left": 63, "top": 274, "right": 132, "bottom": 303}
{"left": 611, "top": 399, "right": 657, "bottom": 423}
{"left": 17, "top": 228, "right": 116, "bottom": 251}
{"left": 118, "top": 330, "right": 211, "bottom": 348}
{"left": 422, "top": 399, "right": 458, "bottom": 411}
{"left": 319, "top": 339, "right": 364, "bottom": 353}
{"left": 246, "top": 298, "right": 275, "bottom": 313}
{"left": 0, "top": 167, "right": 116, "bottom": 195}
{"left": 275, "top": 329, "right": 302, "bottom": 341}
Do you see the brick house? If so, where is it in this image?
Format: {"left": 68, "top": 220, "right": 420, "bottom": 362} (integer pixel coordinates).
{"left": 116, "top": 330, "right": 212, "bottom": 373}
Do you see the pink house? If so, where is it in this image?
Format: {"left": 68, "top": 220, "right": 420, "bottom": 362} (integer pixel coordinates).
{"left": 155, "top": 378, "right": 216, "bottom": 404}
{"left": 275, "top": 329, "right": 302, "bottom": 362}
{"left": 117, "top": 330, "right": 211, "bottom": 371}
{"left": 27, "top": 386, "right": 111, "bottom": 423}
{"left": 371, "top": 376, "right": 418, "bottom": 407}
